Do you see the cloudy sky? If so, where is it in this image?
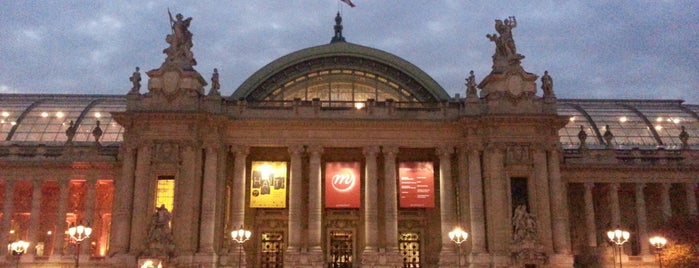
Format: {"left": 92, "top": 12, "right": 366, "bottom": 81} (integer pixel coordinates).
{"left": 1, "top": 1, "right": 697, "bottom": 103}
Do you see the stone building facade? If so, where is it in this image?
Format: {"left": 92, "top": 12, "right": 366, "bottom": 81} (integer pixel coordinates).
{"left": 0, "top": 13, "right": 697, "bottom": 268}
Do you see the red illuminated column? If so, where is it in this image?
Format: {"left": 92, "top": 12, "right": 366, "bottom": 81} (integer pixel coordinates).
{"left": 308, "top": 145, "right": 324, "bottom": 252}
{"left": 27, "top": 180, "right": 42, "bottom": 254}
{"left": 0, "top": 180, "right": 15, "bottom": 257}
{"left": 287, "top": 145, "right": 304, "bottom": 252}
{"left": 82, "top": 179, "right": 96, "bottom": 256}
{"left": 363, "top": 146, "right": 380, "bottom": 252}
{"left": 53, "top": 179, "right": 70, "bottom": 258}
{"left": 382, "top": 146, "right": 399, "bottom": 252}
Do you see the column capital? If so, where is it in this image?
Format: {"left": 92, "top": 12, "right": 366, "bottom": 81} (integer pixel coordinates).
{"left": 363, "top": 145, "right": 380, "bottom": 156}
{"left": 307, "top": 145, "right": 324, "bottom": 156}
{"left": 635, "top": 183, "right": 646, "bottom": 192}
{"left": 584, "top": 182, "right": 595, "bottom": 190}
{"left": 288, "top": 144, "right": 305, "bottom": 155}
{"left": 229, "top": 144, "right": 249, "bottom": 156}
{"left": 381, "top": 145, "right": 399, "bottom": 156}
{"left": 609, "top": 182, "right": 620, "bottom": 191}
{"left": 435, "top": 145, "right": 454, "bottom": 157}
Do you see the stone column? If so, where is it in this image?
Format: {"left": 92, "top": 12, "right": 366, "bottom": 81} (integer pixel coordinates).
{"left": 52, "top": 179, "right": 70, "bottom": 258}
{"left": 635, "top": 183, "right": 649, "bottom": 255}
{"left": 129, "top": 144, "right": 152, "bottom": 254}
{"left": 660, "top": 183, "right": 672, "bottom": 221}
{"left": 82, "top": 179, "right": 96, "bottom": 256}
{"left": 484, "top": 144, "right": 508, "bottom": 254}
{"left": 533, "top": 148, "right": 554, "bottom": 253}
{"left": 198, "top": 145, "right": 219, "bottom": 254}
{"left": 27, "top": 179, "right": 42, "bottom": 254}
{"left": 686, "top": 183, "right": 698, "bottom": 216}
{"left": 286, "top": 145, "right": 304, "bottom": 252}
{"left": 437, "top": 146, "right": 457, "bottom": 260}
{"left": 608, "top": 183, "right": 621, "bottom": 227}
{"left": 382, "top": 146, "right": 399, "bottom": 253}
{"left": 583, "top": 183, "right": 597, "bottom": 247}
{"left": 109, "top": 146, "right": 136, "bottom": 255}
{"left": 548, "top": 147, "right": 571, "bottom": 254}
{"left": 467, "top": 148, "right": 487, "bottom": 254}
{"left": 230, "top": 145, "right": 248, "bottom": 229}
{"left": 0, "top": 180, "right": 15, "bottom": 256}
{"left": 363, "top": 146, "right": 380, "bottom": 252}
{"left": 308, "top": 145, "right": 323, "bottom": 253}
{"left": 174, "top": 144, "right": 199, "bottom": 255}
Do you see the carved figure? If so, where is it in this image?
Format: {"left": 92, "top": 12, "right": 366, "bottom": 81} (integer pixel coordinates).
{"left": 163, "top": 11, "right": 196, "bottom": 68}
{"left": 466, "top": 70, "right": 477, "bottom": 97}
{"left": 148, "top": 204, "right": 173, "bottom": 243}
{"left": 512, "top": 205, "right": 538, "bottom": 242}
{"left": 541, "top": 70, "right": 554, "bottom": 97}
{"left": 209, "top": 68, "right": 220, "bottom": 96}
{"left": 486, "top": 16, "right": 522, "bottom": 61}
{"left": 129, "top": 67, "right": 141, "bottom": 93}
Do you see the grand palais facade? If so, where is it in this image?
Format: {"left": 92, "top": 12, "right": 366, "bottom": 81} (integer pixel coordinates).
{"left": 1, "top": 13, "right": 697, "bottom": 268}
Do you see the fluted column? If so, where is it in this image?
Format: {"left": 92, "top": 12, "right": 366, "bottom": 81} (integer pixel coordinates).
{"left": 467, "top": 148, "right": 487, "bottom": 254}
{"left": 308, "top": 145, "right": 324, "bottom": 252}
{"left": 287, "top": 145, "right": 304, "bottom": 252}
{"left": 635, "top": 183, "right": 649, "bottom": 255}
{"left": 129, "top": 143, "right": 152, "bottom": 254}
{"left": 82, "top": 179, "right": 96, "bottom": 256}
{"left": 174, "top": 143, "right": 199, "bottom": 254}
{"left": 437, "top": 146, "right": 456, "bottom": 254}
{"left": 608, "top": 183, "right": 621, "bottom": 227}
{"left": 583, "top": 183, "right": 597, "bottom": 247}
{"left": 230, "top": 145, "right": 249, "bottom": 229}
{"left": 27, "top": 179, "right": 43, "bottom": 254}
{"left": 533, "top": 148, "right": 554, "bottom": 253}
{"left": 686, "top": 183, "right": 698, "bottom": 216}
{"left": 660, "top": 183, "right": 672, "bottom": 221}
{"left": 53, "top": 179, "right": 70, "bottom": 257}
{"left": 382, "top": 146, "right": 399, "bottom": 252}
{"left": 0, "top": 180, "right": 15, "bottom": 254}
{"left": 548, "top": 146, "right": 571, "bottom": 254}
{"left": 109, "top": 146, "right": 136, "bottom": 255}
{"left": 484, "top": 144, "right": 508, "bottom": 253}
{"left": 198, "top": 145, "right": 219, "bottom": 254}
{"left": 363, "top": 146, "right": 380, "bottom": 252}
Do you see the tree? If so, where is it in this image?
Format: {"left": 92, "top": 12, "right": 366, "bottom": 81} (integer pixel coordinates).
{"left": 653, "top": 215, "right": 699, "bottom": 267}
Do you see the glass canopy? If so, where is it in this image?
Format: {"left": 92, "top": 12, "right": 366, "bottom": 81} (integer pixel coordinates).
{"left": 1, "top": 95, "right": 696, "bottom": 149}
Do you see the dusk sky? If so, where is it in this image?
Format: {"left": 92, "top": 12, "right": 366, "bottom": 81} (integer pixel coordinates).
{"left": 1, "top": 1, "right": 697, "bottom": 103}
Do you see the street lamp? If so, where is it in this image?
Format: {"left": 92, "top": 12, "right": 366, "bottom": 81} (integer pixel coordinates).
{"left": 607, "top": 227, "right": 630, "bottom": 268}
{"left": 8, "top": 240, "right": 29, "bottom": 268}
{"left": 231, "top": 225, "right": 251, "bottom": 268}
{"left": 448, "top": 227, "right": 469, "bottom": 268}
{"left": 649, "top": 236, "right": 667, "bottom": 268}
{"left": 68, "top": 223, "right": 92, "bottom": 268}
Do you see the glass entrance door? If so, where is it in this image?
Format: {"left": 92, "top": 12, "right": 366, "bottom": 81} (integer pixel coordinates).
{"left": 328, "top": 230, "right": 353, "bottom": 268}
{"left": 260, "top": 232, "right": 284, "bottom": 268}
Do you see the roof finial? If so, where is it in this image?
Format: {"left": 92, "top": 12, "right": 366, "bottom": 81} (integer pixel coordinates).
{"left": 330, "top": 12, "right": 346, "bottom": 43}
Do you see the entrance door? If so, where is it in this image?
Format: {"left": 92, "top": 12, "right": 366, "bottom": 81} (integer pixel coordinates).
{"left": 399, "top": 232, "right": 421, "bottom": 267}
{"left": 260, "top": 232, "right": 284, "bottom": 268}
{"left": 328, "top": 230, "right": 353, "bottom": 267}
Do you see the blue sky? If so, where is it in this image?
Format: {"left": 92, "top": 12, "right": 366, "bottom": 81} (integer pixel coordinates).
{"left": 1, "top": 1, "right": 697, "bottom": 103}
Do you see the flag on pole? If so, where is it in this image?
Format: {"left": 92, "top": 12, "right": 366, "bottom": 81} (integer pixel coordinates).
{"left": 340, "top": 0, "right": 355, "bottom": 8}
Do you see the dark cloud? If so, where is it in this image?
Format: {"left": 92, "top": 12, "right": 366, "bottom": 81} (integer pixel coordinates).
{"left": 0, "top": 1, "right": 696, "bottom": 103}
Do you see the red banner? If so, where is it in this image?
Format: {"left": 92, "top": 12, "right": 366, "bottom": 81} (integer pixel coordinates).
{"left": 399, "top": 162, "right": 435, "bottom": 208}
{"left": 325, "top": 162, "right": 361, "bottom": 208}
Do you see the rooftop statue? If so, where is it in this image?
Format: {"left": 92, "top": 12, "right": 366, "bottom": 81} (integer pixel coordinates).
{"left": 162, "top": 10, "right": 197, "bottom": 70}
{"left": 487, "top": 16, "right": 523, "bottom": 63}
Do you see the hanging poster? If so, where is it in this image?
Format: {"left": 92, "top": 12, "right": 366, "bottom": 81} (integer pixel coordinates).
{"left": 325, "top": 162, "right": 361, "bottom": 208}
{"left": 399, "top": 162, "right": 435, "bottom": 208}
{"left": 250, "top": 161, "right": 287, "bottom": 208}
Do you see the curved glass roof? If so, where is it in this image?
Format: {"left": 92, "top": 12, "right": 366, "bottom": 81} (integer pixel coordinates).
{"left": 0, "top": 95, "right": 125, "bottom": 145}
{"left": 1, "top": 95, "right": 697, "bottom": 150}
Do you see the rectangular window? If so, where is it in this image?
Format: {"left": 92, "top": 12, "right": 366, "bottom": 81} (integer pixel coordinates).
{"left": 155, "top": 176, "right": 175, "bottom": 211}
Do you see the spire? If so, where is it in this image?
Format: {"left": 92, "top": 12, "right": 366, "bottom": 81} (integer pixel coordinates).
{"left": 330, "top": 12, "right": 346, "bottom": 43}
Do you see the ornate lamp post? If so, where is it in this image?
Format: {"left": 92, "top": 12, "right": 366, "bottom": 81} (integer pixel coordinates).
{"left": 649, "top": 236, "right": 667, "bottom": 268}
{"left": 231, "top": 225, "right": 251, "bottom": 268}
{"left": 68, "top": 223, "right": 92, "bottom": 268}
{"left": 448, "top": 227, "right": 469, "bottom": 268}
{"left": 607, "top": 227, "right": 630, "bottom": 268}
{"left": 8, "top": 240, "right": 29, "bottom": 268}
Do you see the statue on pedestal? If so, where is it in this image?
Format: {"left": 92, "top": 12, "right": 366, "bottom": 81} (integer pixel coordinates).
{"left": 144, "top": 204, "right": 175, "bottom": 258}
